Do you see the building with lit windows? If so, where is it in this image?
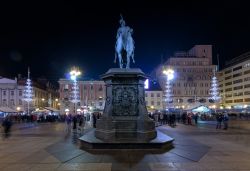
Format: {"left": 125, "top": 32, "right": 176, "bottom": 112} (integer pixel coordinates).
{"left": 218, "top": 51, "right": 250, "bottom": 109}
{"left": 145, "top": 80, "right": 164, "bottom": 112}
{"left": 0, "top": 76, "right": 59, "bottom": 113}
{"left": 156, "top": 45, "right": 217, "bottom": 110}
{"left": 58, "top": 79, "right": 106, "bottom": 114}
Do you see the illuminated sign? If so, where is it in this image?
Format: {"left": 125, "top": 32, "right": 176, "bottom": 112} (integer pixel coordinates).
{"left": 144, "top": 79, "right": 149, "bottom": 89}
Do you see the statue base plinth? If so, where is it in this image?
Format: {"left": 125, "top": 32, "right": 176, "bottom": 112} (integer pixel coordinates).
{"left": 79, "top": 68, "right": 174, "bottom": 149}
{"left": 96, "top": 68, "right": 157, "bottom": 141}
{"left": 79, "top": 129, "right": 174, "bottom": 149}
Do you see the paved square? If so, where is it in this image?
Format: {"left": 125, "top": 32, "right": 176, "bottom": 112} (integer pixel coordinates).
{"left": 1, "top": 122, "right": 250, "bottom": 170}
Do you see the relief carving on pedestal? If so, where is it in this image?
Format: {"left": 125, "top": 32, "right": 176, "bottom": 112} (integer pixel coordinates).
{"left": 112, "top": 86, "right": 138, "bottom": 116}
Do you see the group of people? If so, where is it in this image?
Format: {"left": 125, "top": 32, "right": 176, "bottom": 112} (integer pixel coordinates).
{"left": 216, "top": 112, "right": 229, "bottom": 130}
{"left": 149, "top": 111, "right": 200, "bottom": 127}
{"left": 65, "top": 114, "right": 85, "bottom": 133}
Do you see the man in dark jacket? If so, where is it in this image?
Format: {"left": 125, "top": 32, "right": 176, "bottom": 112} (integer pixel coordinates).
{"left": 2, "top": 116, "right": 12, "bottom": 139}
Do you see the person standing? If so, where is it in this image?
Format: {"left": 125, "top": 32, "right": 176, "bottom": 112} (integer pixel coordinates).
{"left": 93, "top": 113, "right": 97, "bottom": 128}
{"left": 216, "top": 113, "right": 223, "bottom": 129}
{"left": 194, "top": 113, "right": 199, "bottom": 125}
{"left": 65, "top": 114, "right": 72, "bottom": 132}
{"left": 223, "top": 111, "right": 229, "bottom": 130}
{"left": 72, "top": 115, "right": 77, "bottom": 130}
{"left": 2, "top": 116, "right": 12, "bottom": 139}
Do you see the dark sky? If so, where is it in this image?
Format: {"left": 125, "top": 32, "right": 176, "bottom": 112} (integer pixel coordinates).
{"left": 1, "top": 0, "right": 250, "bottom": 80}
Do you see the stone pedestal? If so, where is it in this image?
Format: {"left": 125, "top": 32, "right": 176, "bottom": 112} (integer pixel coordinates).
{"left": 95, "top": 68, "right": 157, "bottom": 141}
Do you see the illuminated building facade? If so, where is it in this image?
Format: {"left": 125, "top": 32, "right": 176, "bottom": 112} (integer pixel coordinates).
{"left": 156, "top": 45, "right": 217, "bottom": 110}
{"left": 218, "top": 51, "right": 250, "bottom": 109}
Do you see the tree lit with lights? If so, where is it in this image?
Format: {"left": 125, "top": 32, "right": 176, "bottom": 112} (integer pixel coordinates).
{"left": 210, "top": 70, "right": 221, "bottom": 103}
{"left": 70, "top": 67, "right": 81, "bottom": 114}
{"left": 23, "top": 68, "right": 33, "bottom": 115}
{"left": 163, "top": 68, "right": 174, "bottom": 111}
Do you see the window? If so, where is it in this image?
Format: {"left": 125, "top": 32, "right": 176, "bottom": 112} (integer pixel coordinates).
{"left": 176, "top": 99, "right": 183, "bottom": 103}
{"left": 200, "top": 83, "right": 203, "bottom": 87}
{"left": 151, "top": 93, "right": 154, "bottom": 97}
{"left": 233, "top": 79, "right": 243, "bottom": 84}
{"left": 244, "top": 77, "right": 250, "bottom": 82}
{"left": 225, "top": 82, "right": 232, "bottom": 86}
{"left": 244, "top": 70, "right": 250, "bottom": 75}
{"left": 199, "top": 98, "right": 206, "bottom": 103}
{"left": 225, "top": 76, "right": 232, "bottom": 80}
{"left": 245, "top": 98, "right": 250, "bottom": 102}
{"left": 205, "top": 83, "right": 208, "bottom": 87}
{"left": 225, "top": 70, "right": 232, "bottom": 74}
{"left": 219, "top": 84, "right": 223, "bottom": 87}
{"left": 99, "top": 102, "right": 103, "bottom": 106}
{"left": 19, "top": 99, "right": 22, "bottom": 105}
{"left": 145, "top": 101, "right": 148, "bottom": 105}
{"left": 3, "top": 99, "right": 7, "bottom": 106}
{"left": 145, "top": 93, "right": 148, "bottom": 97}
{"left": 84, "top": 85, "right": 87, "bottom": 90}
{"left": 10, "top": 99, "right": 14, "bottom": 105}
{"left": 200, "top": 90, "right": 203, "bottom": 95}
{"left": 233, "top": 66, "right": 242, "bottom": 71}
{"left": 151, "top": 101, "right": 154, "bottom": 105}
{"left": 225, "top": 88, "right": 232, "bottom": 92}
{"left": 157, "top": 93, "right": 160, "bottom": 97}
{"left": 225, "top": 94, "right": 232, "bottom": 97}
{"left": 244, "top": 63, "right": 250, "bottom": 68}
{"left": 233, "top": 73, "right": 242, "bottom": 78}
{"left": 234, "top": 92, "right": 243, "bottom": 96}
{"left": 234, "top": 86, "right": 243, "bottom": 90}
{"left": 244, "top": 91, "right": 250, "bottom": 95}
{"left": 98, "top": 86, "right": 103, "bottom": 91}
{"left": 234, "top": 99, "right": 243, "bottom": 103}
{"left": 11, "top": 91, "right": 14, "bottom": 96}
{"left": 3, "top": 91, "right": 6, "bottom": 96}
{"left": 225, "top": 100, "right": 233, "bottom": 103}
{"left": 157, "top": 101, "right": 161, "bottom": 106}
{"left": 244, "top": 84, "right": 250, "bottom": 88}
{"left": 90, "top": 85, "right": 93, "bottom": 90}
{"left": 19, "top": 90, "right": 22, "bottom": 96}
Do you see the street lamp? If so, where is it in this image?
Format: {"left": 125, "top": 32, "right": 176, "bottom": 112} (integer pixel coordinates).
{"left": 163, "top": 68, "right": 174, "bottom": 112}
{"left": 70, "top": 67, "right": 81, "bottom": 115}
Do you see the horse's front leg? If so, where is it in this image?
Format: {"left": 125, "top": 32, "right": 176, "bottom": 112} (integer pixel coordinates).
{"left": 126, "top": 55, "right": 130, "bottom": 69}
{"left": 132, "top": 52, "right": 135, "bottom": 63}
{"left": 118, "top": 54, "right": 123, "bottom": 68}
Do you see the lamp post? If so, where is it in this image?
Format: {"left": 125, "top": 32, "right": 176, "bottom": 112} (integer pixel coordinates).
{"left": 163, "top": 68, "right": 174, "bottom": 113}
{"left": 70, "top": 67, "right": 81, "bottom": 115}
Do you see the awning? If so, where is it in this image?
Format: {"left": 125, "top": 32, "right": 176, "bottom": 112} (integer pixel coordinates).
{"left": 0, "top": 107, "right": 18, "bottom": 113}
{"left": 44, "top": 107, "right": 59, "bottom": 112}
{"left": 192, "top": 105, "right": 210, "bottom": 113}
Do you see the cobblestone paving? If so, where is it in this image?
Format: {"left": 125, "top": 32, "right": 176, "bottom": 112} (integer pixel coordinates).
{"left": 1, "top": 122, "right": 250, "bottom": 170}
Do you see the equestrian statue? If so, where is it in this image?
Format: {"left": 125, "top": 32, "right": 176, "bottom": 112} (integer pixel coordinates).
{"left": 114, "top": 15, "right": 135, "bottom": 69}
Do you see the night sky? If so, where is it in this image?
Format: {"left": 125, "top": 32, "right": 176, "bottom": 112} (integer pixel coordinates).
{"left": 1, "top": 0, "right": 250, "bottom": 80}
